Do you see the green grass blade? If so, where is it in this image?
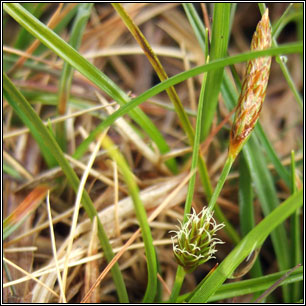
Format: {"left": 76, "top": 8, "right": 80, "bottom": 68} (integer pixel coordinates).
{"left": 3, "top": 161, "right": 23, "bottom": 180}
{"left": 183, "top": 71, "right": 208, "bottom": 220}
{"left": 182, "top": 3, "right": 206, "bottom": 53}
{"left": 101, "top": 135, "right": 157, "bottom": 303}
{"left": 13, "top": 3, "right": 47, "bottom": 49}
{"left": 178, "top": 265, "right": 303, "bottom": 302}
{"left": 181, "top": 2, "right": 247, "bottom": 244}
{"left": 289, "top": 151, "right": 302, "bottom": 301}
{"left": 56, "top": 3, "right": 93, "bottom": 151}
{"left": 188, "top": 189, "right": 303, "bottom": 302}
{"left": 4, "top": 74, "right": 57, "bottom": 168}
{"left": 221, "top": 66, "right": 293, "bottom": 300}
{"left": 3, "top": 3, "right": 176, "bottom": 173}
{"left": 254, "top": 124, "right": 291, "bottom": 187}
{"left": 208, "top": 266, "right": 303, "bottom": 302}
{"left": 3, "top": 73, "right": 129, "bottom": 302}
{"left": 201, "top": 3, "right": 231, "bottom": 140}
{"left": 273, "top": 9, "right": 303, "bottom": 40}
{"left": 242, "top": 136, "right": 290, "bottom": 300}
{"left": 239, "top": 156, "right": 263, "bottom": 278}
{"left": 34, "top": 4, "right": 80, "bottom": 56}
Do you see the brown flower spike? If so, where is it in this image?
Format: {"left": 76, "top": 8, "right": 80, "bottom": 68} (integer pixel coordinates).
{"left": 229, "top": 9, "right": 272, "bottom": 159}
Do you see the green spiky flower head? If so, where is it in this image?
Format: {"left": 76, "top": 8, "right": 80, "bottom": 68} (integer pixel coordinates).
{"left": 170, "top": 208, "right": 225, "bottom": 273}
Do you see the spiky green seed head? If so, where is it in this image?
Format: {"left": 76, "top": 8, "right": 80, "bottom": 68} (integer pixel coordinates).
{"left": 170, "top": 208, "right": 225, "bottom": 273}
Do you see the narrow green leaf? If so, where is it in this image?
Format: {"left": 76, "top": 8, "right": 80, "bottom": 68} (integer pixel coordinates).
{"left": 289, "top": 150, "right": 302, "bottom": 301}
{"left": 177, "top": 265, "right": 303, "bottom": 302}
{"left": 4, "top": 74, "right": 57, "bottom": 168}
{"left": 201, "top": 3, "right": 231, "bottom": 139}
{"left": 56, "top": 3, "right": 93, "bottom": 151}
{"left": 239, "top": 155, "right": 263, "bottom": 278}
{"left": 168, "top": 59, "right": 209, "bottom": 304}
{"left": 101, "top": 135, "right": 157, "bottom": 303}
{"left": 255, "top": 124, "right": 291, "bottom": 187}
{"left": 208, "top": 266, "right": 303, "bottom": 302}
{"left": 3, "top": 162, "right": 23, "bottom": 180}
{"left": 243, "top": 136, "right": 290, "bottom": 300}
{"left": 34, "top": 4, "right": 80, "bottom": 56}
{"left": 221, "top": 65, "right": 293, "bottom": 300}
{"left": 182, "top": 3, "right": 206, "bottom": 53}
{"left": 14, "top": 3, "right": 47, "bottom": 49}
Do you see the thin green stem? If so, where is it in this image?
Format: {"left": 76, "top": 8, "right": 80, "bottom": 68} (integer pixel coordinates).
{"left": 168, "top": 60, "right": 209, "bottom": 303}
{"left": 168, "top": 266, "right": 186, "bottom": 302}
{"left": 182, "top": 3, "right": 206, "bottom": 53}
{"left": 182, "top": 66, "right": 209, "bottom": 221}
{"left": 207, "top": 156, "right": 234, "bottom": 211}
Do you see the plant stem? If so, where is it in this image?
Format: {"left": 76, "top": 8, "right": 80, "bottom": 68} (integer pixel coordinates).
{"left": 168, "top": 266, "right": 186, "bottom": 302}
{"left": 207, "top": 155, "right": 234, "bottom": 211}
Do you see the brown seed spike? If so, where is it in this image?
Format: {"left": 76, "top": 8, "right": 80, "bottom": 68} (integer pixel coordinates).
{"left": 229, "top": 9, "right": 272, "bottom": 160}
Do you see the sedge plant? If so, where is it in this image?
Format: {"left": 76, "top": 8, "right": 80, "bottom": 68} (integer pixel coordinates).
{"left": 170, "top": 8, "right": 272, "bottom": 299}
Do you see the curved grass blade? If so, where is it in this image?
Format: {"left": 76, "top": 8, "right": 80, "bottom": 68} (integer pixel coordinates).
{"left": 56, "top": 3, "right": 93, "bottom": 151}
{"left": 72, "top": 42, "right": 301, "bottom": 165}
{"left": 209, "top": 265, "right": 303, "bottom": 302}
{"left": 177, "top": 265, "right": 303, "bottom": 302}
{"left": 112, "top": 3, "right": 194, "bottom": 146}
{"left": 3, "top": 3, "right": 176, "bottom": 173}
{"left": 3, "top": 73, "right": 129, "bottom": 302}
{"left": 101, "top": 135, "right": 157, "bottom": 303}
